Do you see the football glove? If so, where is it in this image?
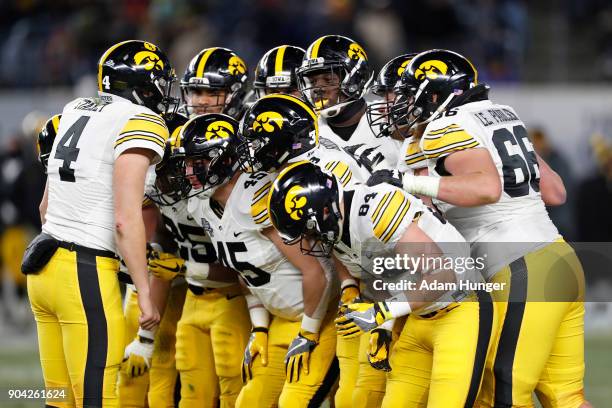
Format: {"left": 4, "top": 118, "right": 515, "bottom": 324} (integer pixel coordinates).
{"left": 284, "top": 330, "right": 318, "bottom": 383}
{"left": 121, "top": 332, "right": 154, "bottom": 378}
{"left": 340, "top": 284, "right": 361, "bottom": 305}
{"left": 368, "top": 328, "right": 392, "bottom": 372}
{"left": 241, "top": 327, "right": 268, "bottom": 382}
{"left": 366, "top": 169, "right": 403, "bottom": 188}
{"left": 147, "top": 250, "right": 185, "bottom": 281}
{"left": 335, "top": 301, "right": 394, "bottom": 338}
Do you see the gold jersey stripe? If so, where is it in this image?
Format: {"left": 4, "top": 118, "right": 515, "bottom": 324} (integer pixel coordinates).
{"left": 405, "top": 155, "right": 426, "bottom": 165}
{"left": 372, "top": 191, "right": 405, "bottom": 241}
{"left": 371, "top": 192, "right": 391, "bottom": 225}
{"left": 426, "top": 124, "right": 460, "bottom": 136}
{"left": 254, "top": 181, "right": 272, "bottom": 200}
{"left": 115, "top": 135, "right": 165, "bottom": 149}
{"left": 326, "top": 161, "right": 352, "bottom": 187}
{"left": 118, "top": 130, "right": 167, "bottom": 147}
{"left": 275, "top": 45, "right": 287, "bottom": 76}
{"left": 381, "top": 197, "right": 411, "bottom": 243}
{"left": 251, "top": 181, "right": 272, "bottom": 224}
{"left": 135, "top": 113, "right": 166, "bottom": 126}
{"left": 424, "top": 141, "right": 481, "bottom": 159}
{"left": 422, "top": 130, "right": 475, "bottom": 153}
{"left": 120, "top": 118, "right": 169, "bottom": 142}
{"left": 196, "top": 47, "right": 218, "bottom": 78}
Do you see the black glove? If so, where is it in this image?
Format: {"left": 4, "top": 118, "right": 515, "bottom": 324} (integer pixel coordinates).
{"left": 366, "top": 169, "right": 403, "bottom": 188}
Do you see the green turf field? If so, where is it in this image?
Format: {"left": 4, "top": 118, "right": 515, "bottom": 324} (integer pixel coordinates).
{"left": 1, "top": 335, "right": 609, "bottom": 407}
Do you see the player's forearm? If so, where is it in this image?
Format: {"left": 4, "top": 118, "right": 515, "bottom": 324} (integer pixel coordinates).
{"left": 438, "top": 172, "right": 501, "bottom": 206}
{"left": 150, "top": 275, "right": 170, "bottom": 317}
{"left": 536, "top": 155, "right": 566, "bottom": 206}
{"left": 116, "top": 216, "right": 150, "bottom": 295}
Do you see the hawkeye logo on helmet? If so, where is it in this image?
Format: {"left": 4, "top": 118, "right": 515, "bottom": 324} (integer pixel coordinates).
{"left": 228, "top": 55, "right": 247, "bottom": 76}
{"left": 205, "top": 121, "right": 235, "bottom": 141}
{"left": 414, "top": 60, "right": 448, "bottom": 81}
{"left": 134, "top": 50, "right": 164, "bottom": 71}
{"left": 348, "top": 43, "right": 367, "bottom": 61}
{"left": 397, "top": 59, "right": 411, "bottom": 77}
{"left": 253, "top": 111, "right": 284, "bottom": 133}
{"left": 285, "top": 185, "right": 308, "bottom": 221}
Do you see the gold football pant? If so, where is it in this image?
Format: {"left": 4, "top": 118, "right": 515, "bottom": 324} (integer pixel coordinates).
{"left": 175, "top": 285, "right": 250, "bottom": 408}
{"left": 118, "top": 283, "right": 186, "bottom": 408}
{"left": 236, "top": 311, "right": 339, "bottom": 408}
{"left": 118, "top": 287, "right": 148, "bottom": 407}
{"left": 382, "top": 293, "right": 495, "bottom": 408}
{"left": 335, "top": 317, "right": 406, "bottom": 408}
{"left": 27, "top": 247, "right": 124, "bottom": 408}
{"left": 476, "top": 241, "right": 586, "bottom": 408}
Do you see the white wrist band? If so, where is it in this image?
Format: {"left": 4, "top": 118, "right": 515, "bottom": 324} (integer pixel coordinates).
{"left": 386, "top": 301, "right": 412, "bottom": 318}
{"left": 301, "top": 315, "right": 322, "bottom": 334}
{"left": 138, "top": 327, "right": 156, "bottom": 341}
{"left": 249, "top": 306, "right": 270, "bottom": 329}
{"left": 185, "top": 261, "right": 210, "bottom": 280}
{"left": 341, "top": 278, "right": 359, "bottom": 290}
{"left": 403, "top": 175, "right": 440, "bottom": 198}
{"left": 380, "top": 319, "right": 395, "bottom": 331}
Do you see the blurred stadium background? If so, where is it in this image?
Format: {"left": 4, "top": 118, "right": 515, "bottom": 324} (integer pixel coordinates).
{"left": 0, "top": 0, "right": 610, "bottom": 406}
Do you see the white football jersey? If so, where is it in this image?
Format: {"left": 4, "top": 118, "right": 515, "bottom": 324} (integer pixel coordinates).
{"left": 318, "top": 110, "right": 401, "bottom": 172}
{"left": 306, "top": 138, "right": 370, "bottom": 190}
{"left": 419, "top": 99, "right": 560, "bottom": 278}
{"left": 188, "top": 172, "right": 337, "bottom": 320}
{"left": 43, "top": 93, "right": 168, "bottom": 252}
{"left": 334, "top": 183, "right": 473, "bottom": 314}
{"left": 396, "top": 136, "right": 427, "bottom": 175}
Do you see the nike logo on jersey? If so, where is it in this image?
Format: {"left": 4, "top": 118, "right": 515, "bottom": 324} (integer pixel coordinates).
{"left": 233, "top": 231, "right": 242, "bottom": 237}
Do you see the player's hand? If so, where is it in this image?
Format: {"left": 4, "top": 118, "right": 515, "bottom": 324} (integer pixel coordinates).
{"left": 241, "top": 327, "right": 268, "bottom": 382}
{"left": 367, "top": 169, "right": 403, "bottom": 188}
{"left": 138, "top": 294, "right": 160, "bottom": 331}
{"left": 121, "top": 331, "right": 154, "bottom": 378}
{"left": 368, "top": 328, "right": 392, "bottom": 371}
{"left": 284, "top": 330, "right": 318, "bottom": 383}
{"left": 335, "top": 301, "right": 393, "bottom": 338}
{"left": 147, "top": 250, "right": 185, "bottom": 281}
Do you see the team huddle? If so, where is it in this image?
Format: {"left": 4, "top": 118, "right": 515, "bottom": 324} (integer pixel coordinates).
{"left": 28, "top": 35, "right": 590, "bottom": 408}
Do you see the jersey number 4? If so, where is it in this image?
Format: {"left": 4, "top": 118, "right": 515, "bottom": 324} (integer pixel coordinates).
{"left": 54, "top": 115, "right": 89, "bottom": 182}
{"left": 492, "top": 125, "right": 540, "bottom": 197}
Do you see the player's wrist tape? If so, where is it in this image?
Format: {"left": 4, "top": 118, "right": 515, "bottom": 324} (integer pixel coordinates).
{"left": 403, "top": 175, "right": 440, "bottom": 198}
{"left": 137, "top": 328, "right": 156, "bottom": 343}
{"left": 386, "top": 301, "right": 412, "bottom": 318}
{"left": 341, "top": 278, "right": 359, "bottom": 290}
{"left": 249, "top": 306, "right": 270, "bottom": 329}
{"left": 185, "top": 261, "right": 209, "bottom": 280}
{"left": 379, "top": 319, "right": 395, "bottom": 331}
{"left": 301, "top": 315, "right": 322, "bottom": 334}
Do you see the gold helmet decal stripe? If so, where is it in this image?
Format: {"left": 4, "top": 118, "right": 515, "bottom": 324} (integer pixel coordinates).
{"left": 196, "top": 47, "right": 218, "bottom": 78}
{"left": 465, "top": 56, "right": 478, "bottom": 84}
{"left": 274, "top": 45, "right": 287, "bottom": 76}
{"left": 97, "top": 40, "right": 132, "bottom": 91}
{"left": 260, "top": 93, "right": 319, "bottom": 145}
{"left": 309, "top": 35, "right": 330, "bottom": 59}
{"left": 51, "top": 114, "right": 61, "bottom": 133}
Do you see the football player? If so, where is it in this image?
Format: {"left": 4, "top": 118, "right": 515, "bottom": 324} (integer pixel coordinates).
{"left": 237, "top": 93, "right": 373, "bottom": 407}
{"left": 253, "top": 45, "right": 305, "bottom": 98}
{"left": 118, "top": 113, "right": 190, "bottom": 408}
{"left": 267, "top": 161, "right": 494, "bottom": 408}
{"left": 390, "top": 49, "right": 589, "bottom": 408}
{"left": 177, "top": 114, "right": 340, "bottom": 407}
{"left": 31, "top": 40, "right": 173, "bottom": 407}
{"left": 181, "top": 47, "right": 249, "bottom": 118}
{"left": 297, "top": 35, "right": 400, "bottom": 171}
